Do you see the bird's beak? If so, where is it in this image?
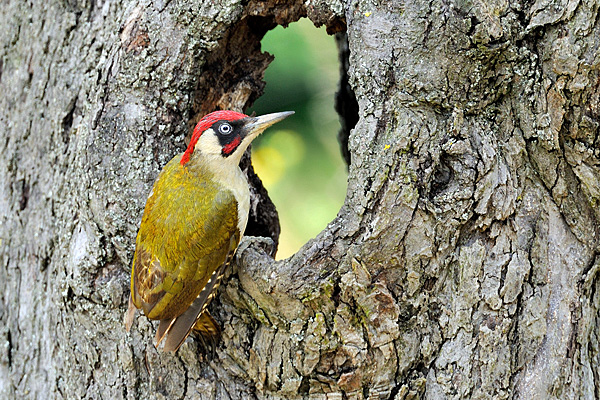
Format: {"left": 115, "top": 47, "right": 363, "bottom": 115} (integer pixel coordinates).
{"left": 244, "top": 111, "right": 295, "bottom": 140}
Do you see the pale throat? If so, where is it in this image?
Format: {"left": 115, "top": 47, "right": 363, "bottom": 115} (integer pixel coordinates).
{"left": 192, "top": 149, "right": 251, "bottom": 236}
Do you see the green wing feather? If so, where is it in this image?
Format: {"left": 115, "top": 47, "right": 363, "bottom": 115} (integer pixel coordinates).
{"left": 129, "top": 156, "right": 240, "bottom": 326}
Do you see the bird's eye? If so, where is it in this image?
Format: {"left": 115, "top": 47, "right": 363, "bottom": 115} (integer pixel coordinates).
{"left": 219, "top": 123, "right": 232, "bottom": 135}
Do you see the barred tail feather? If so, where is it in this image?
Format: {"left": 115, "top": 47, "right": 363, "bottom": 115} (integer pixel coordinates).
{"left": 159, "top": 258, "right": 229, "bottom": 352}
{"left": 156, "top": 316, "right": 176, "bottom": 346}
{"left": 125, "top": 295, "right": 137, "bottom": 332}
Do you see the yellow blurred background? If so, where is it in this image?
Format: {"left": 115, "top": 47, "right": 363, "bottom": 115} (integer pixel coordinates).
{"left": 249, "top": 19, "right": 347, "bottom": 259}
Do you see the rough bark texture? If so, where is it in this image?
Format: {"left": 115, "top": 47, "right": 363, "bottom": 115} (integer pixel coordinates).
{"left": 1, "top": 0, "right": 600, "bottom": 399}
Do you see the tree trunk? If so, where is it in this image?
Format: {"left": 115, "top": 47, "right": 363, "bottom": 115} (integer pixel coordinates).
{"left": 1, "top": 0, "right": 599, "bottom": 399}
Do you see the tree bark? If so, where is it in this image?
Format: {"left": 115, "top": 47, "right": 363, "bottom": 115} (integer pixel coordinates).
{"left": 1, "top": 0, "right": 600, "bottom": 399}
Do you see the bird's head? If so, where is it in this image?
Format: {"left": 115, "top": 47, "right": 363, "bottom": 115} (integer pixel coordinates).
{"left": 181, "top": 110, "right": 294, "bottom": 166}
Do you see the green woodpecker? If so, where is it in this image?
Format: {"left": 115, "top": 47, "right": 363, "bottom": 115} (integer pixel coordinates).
{"left": 125, "top": 110, "right": 294, "bottom": 352}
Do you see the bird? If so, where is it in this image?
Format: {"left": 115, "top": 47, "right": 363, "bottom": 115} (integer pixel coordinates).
{"left": 125, "top": 109, "right": 294, "bottom": 352}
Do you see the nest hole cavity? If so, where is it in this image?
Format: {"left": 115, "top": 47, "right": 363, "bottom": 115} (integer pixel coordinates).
{"left": 249, "top": 18, "right": 355, "bottom": 259}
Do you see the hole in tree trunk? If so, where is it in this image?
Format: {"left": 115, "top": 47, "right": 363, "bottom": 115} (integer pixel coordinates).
{"left": 248, "top": 18, "right": 350, "bottom": 259}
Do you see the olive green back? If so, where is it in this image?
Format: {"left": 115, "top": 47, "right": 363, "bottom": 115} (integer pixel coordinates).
{"left": 130, "top": 156, "right": 240, "bottom": 320}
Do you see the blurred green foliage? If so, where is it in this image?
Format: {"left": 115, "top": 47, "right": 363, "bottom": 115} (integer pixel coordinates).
{"left": 249, "top": 18, "right": 347, "bottom": 259}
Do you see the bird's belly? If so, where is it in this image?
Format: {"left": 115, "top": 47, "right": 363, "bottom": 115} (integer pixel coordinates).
{"left": 218, "top": 167, "right": 250, "bottom": 235}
